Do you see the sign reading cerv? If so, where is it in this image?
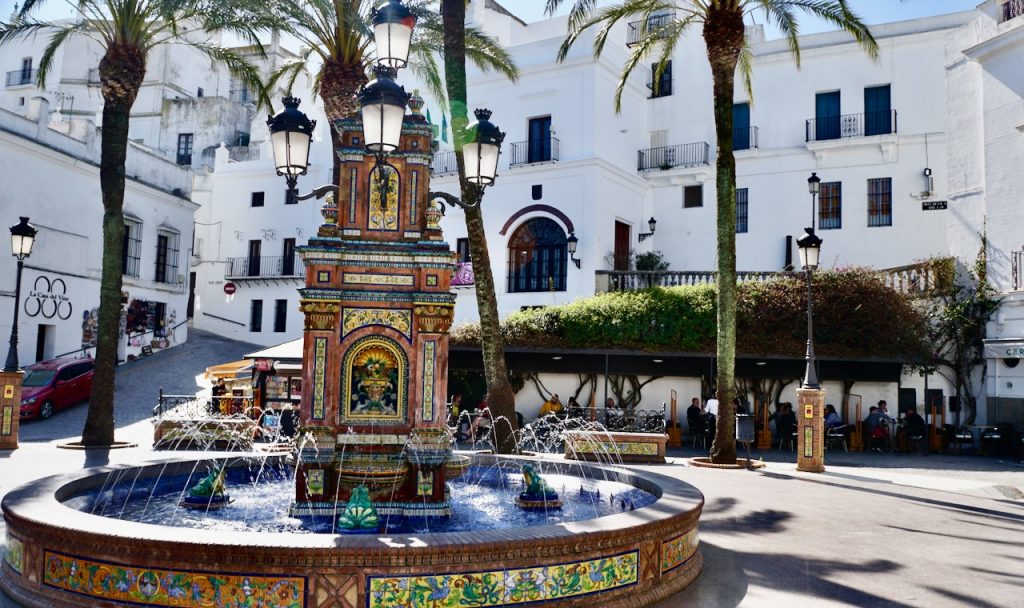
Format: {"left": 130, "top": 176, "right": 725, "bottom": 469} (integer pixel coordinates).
{"left": 983, "top": 340, "right": 1024, "bottom": 359}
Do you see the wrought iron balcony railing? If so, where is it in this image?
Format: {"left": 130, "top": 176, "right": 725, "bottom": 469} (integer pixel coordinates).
{"left": 5, "top": 69, "right": 37, "bottom": 87}
{"left": 225, "top": 255, "right": 303, "bottom": 279}
{"left": 637, "top": 142, "right": 710, "bottom": 171}
{"left": 806, "top": 110, "right": 897, "bottom": 142}
{"left": 509, "top": 137, "right": 560, "bottom": 167}
{"left": 1003, "top": 0, "right": 1024, "bottom": 22}
{"left": 733, "top": 126, "right": 759, "bottom": 151}
{"left": 431, "top": 150, "right": 458, "bottom": 176}
{"left": 626, "top": 13, "right": 675, "bottom": 46}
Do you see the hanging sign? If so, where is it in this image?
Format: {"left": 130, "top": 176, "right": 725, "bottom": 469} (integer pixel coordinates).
{"left": 922, "top": 201, "right": 947, "bottom": 211}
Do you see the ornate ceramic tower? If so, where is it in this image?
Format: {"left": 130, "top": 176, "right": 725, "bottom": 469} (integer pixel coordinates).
{"left": 290, "top": 100, "right": 459, "bottom": 522}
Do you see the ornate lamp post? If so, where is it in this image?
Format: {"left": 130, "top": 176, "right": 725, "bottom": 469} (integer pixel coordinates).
{"left": 2, "top": 216, "right": 37, "bottom": 450}
{"left": 638, "top": 217, "right": 657, "bottom": 242}
{"left": 428, "top": 108, "right": 505, "bottom": 209}
{"left": 372, "top": 0, "right": 417, "bottom": 70}
{"left": 796, "top": 174, "right": 826, "bottom": 473}
{"left": 267, "top": 97, "right": 316, "bottom": 205}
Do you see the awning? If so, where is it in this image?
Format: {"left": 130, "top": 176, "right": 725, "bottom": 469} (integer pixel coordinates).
{"left": 204, "top": 359, "right": 253, "bottom": 381}
{"left": 244, "top": 338, "right": 303, "bottom": 361}
{"left": 983, "top": 339, "right": 1024, "bottom": 359}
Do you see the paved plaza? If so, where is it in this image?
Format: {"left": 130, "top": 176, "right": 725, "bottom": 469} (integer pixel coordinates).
{"left": 2, "top": 330, "right": 1022, "bottom": 607}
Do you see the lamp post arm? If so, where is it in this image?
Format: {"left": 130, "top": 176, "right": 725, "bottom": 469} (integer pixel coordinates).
{"left": 296, "top": 184, "right": 341, "bottom": 201}
{"left": 428, "top": 190, "right": 478, "bottom": 210}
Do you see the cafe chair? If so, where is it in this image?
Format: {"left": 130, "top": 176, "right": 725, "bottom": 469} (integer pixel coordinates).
{"left": 826, "top": 425, "right": 849, "bottom": 452}
{"left": 950, "top": 426, "right": 974, "bottom": 454}
{"left": 777, "top": 432, "right": 796, "bottom": 452}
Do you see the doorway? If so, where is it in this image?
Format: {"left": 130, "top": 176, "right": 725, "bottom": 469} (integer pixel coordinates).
{"left": 35, "top": 324, "right": 55, "bottom": 362}
{"left": 613, "top": 221, "right": 631, "bottom": 271}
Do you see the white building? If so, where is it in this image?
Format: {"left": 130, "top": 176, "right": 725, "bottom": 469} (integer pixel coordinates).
{"left": 946, "top": 0, "right": 1024, "bottom": 429}
{"left": 0, "top": 99, "right": 196, "bottom": 365}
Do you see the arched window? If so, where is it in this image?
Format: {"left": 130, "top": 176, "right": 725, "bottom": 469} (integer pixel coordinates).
{"left": 507, "top": 217, "right": 567, "bottom": 293}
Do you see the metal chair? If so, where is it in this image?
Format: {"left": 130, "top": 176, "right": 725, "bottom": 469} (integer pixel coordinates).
{"left": 826, "top": 425, "right": 849, "bottom": 452}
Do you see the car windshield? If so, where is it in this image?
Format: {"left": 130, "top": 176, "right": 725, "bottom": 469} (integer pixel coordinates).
{"left": 22, "top": 369, "right": 57, "bottom": 387}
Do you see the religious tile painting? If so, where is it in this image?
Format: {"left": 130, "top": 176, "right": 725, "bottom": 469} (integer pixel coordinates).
{"left": 42, "top": 550, "right": 305, "bottom": 608}
{"left": 366, "top": 551, "right": 637, "bottom": 608}
{"left": 342, "top": 336, "right": 407, "bottom": 422}
{"left": 661, "top": 527, "right": 699, "bottom": 574}
{"left": 342, "top": 308, "right": 412, "bottom": 342}
{"left": 367, "top": 164, "right": 399, "bottom": 231}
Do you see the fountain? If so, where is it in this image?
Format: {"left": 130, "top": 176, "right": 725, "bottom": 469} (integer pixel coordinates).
{"left": 0, "top": 3, "right": 703, "bottom": 605}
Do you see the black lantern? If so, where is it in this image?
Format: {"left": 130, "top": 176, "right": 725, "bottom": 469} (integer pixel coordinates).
{"left": 638, "top": 216, "right": 657, "bottom": 242}
{"left": 463, "top": 109, "right": 505, "bottom": 186}
{"left": 372, "top": 0, "right": 417, "bottom": 70}
{"left": 807, "top": 172, "right": 821, "bottom": 195}
{"left": 796, "top": 228, "right": 822, "bottom": 271}
{"left": 567, "top": 232, "right": 580, "bottom": 269}
{"left": 10, "top": 216, "right": 37, "bottom": 261}
{"left": 358, "top": 65, "right": 410, "bottom": 154}
{"left": 267, "top": 97, "right": 316, "bottom": 204}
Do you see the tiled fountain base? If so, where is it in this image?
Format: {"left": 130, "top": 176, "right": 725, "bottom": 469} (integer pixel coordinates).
{"left": 1, "top": 455, "right": 703, "bottom": 608}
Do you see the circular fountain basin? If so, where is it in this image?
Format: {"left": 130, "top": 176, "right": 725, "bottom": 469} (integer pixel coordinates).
{"left": 1, "top": 454, "right": 703, "bottom": 608}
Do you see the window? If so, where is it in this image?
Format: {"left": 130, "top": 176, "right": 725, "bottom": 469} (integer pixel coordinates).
{"left": 649, "top": 60, "right": 672, "bottom": 98}
{"left": 733, "top": 102, "right": 751, "bottom": 150}
{"left": 197, "top": 87, "right": 204, "bottom": 97}
{"left": 456, "top": 238, "right": 471, "bottom": 263}
{"left": 864, "top": 85, "right": 892, "bottom": 136}
{"left": 247, "top": 240, "right": 261, "bottom": 277}
{"left": 274, "top": 299, "right": 287, "bottom": 333}
{"left": 250, "top": 300, "right": 263, "bottom": 332}
{"left": 528, "top": 116, "right": 552, "bottom": 163}
{"left": 867, "top": 178, "right": 892, "bottom": 227}
{"left": 282, "top": 238, "right": 296, "bottom": 275}
{"left": 684, "top": 184, "right": 703, "bottom": 208}
{"left": 815, "top": 91, "right": 841, "bottom": 141}
{"left": 155, "top": 230, "right": 180, "bottom": 283}
{"left": 819, "top": 182, "right": 842, "bottom": 230}
{"left": 532, "top": 185, "right": 542, "bottom": 200}
{"left": 251, "top": 192, "right": 264, "bottom": 207}
{"left": 507, "top": 217, "right": 568, "bottom": 293}
{"left": 176, "top": 133, "right": 193, "bottom": 165}
{"left": 736, "top": 188, "right": 749, "bottom": 233}
{"left": 122, "top": 217, "right": 142, "bottom": 277}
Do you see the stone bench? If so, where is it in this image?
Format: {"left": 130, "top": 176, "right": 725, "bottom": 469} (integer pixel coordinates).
{"left": 563, "top": 430, "right": 668, "bottom": 463}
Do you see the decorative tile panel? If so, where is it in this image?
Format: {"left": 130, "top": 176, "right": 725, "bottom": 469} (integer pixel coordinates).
{"left": 342, "top": 308, "right": 412, "bottom": 341}
{"left": 661, "top": 528, "right": 699, "bottom": 574}
{"left": 567, "top": 438, "right": 660, "bottom": 456}
{"left": 3, "top": 533, "right": 22, "bottom": 575}
{"left": 348, "top": 168, "right": 358, "bottom": 223}
{"left": 312, "top": 337, "right": 327, "bottom": 420}
{"left": 368, "top": 165, "right": 399, "bottom": 231}
{"left": 425, "top": 275, "right": 438, "bottom": 287}
{"left": 42, "top": 550, "right": 305, "bottom": 607}
{"left": 409, "top": 170, "right": 419, "bottom": 224}
{"left": 342, "top": 273, "right": 415, "bottom": 287}
{"left": 317, "top": 271, "right": 331, "bottom": 284}
{"left": 341, "top": 336, "right": 408, "bottom": 423}
{"left": 421, "top": 340, "right": 436, "bottom": 421}
{"left": 366, "top": 550, "right": 638, "bottom": 608}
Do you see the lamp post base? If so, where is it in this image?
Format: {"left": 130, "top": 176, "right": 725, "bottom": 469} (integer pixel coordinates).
{"left": 796, "top": 386, "right": 826, "bottom": 473}
{"left": 0, "top": 370, "right": 24, "bottom": 450}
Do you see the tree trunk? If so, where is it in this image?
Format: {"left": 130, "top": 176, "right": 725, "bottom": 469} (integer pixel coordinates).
{"left": 320, "top": 59, "right": 367, "bottom": 187}
{"left": 704, "top": 6, "right": 745, "bottom": 464}
{"left": 81, "top": 46, "right": 144, "bottom": 447}
{"left": 441, "top": 0, "right": 518, "bottom": 452}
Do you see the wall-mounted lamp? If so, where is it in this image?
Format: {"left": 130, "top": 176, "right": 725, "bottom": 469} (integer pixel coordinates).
{"left": 638, "top": 217, "right": 657, "bottom": 242}
{"left": 567, "top": 232, "right": 581, "bottom": 269}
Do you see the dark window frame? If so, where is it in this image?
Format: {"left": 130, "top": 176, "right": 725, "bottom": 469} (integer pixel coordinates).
{"left": 122, "top": 218, "right": 142, "bottom": 277}
{"left": 736, "top": 188, "right": 749, "bottom": 234}
{"left": 176, "top": 133, "right": 194, "bottom": 165}
{"left": 273, "top": 299, "right": 287, "bottom": 333}
{"left": 649, "top": 60, "right": 672, "bottom": 98}
{"left": 867, "top": 177, "right": 893, "bottom": 227}
{"left": 507, "top": 218, "right": 568, "bottom": 293}
{"left": 251, "top": 192, "right": 265, "bottom": 207}
{"left": 684, "top": 184, "right": 703, "bottom": 208}
{"left": 250, "top": 300, "right": 263, "bottom": 332}
{"left": 456, "top": 238, "right": 471, "bottom": 263}
{"left": 819, "top": 181, "right": 842, "bottom": 230}
{"left": 154, "top": 230, "right": 180, "bottom": 284}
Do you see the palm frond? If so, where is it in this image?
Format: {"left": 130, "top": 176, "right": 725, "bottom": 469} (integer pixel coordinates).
{"left": 737, "top": 39, "right": 754, "bottom": 104}
{"left": 752, "top": 0, "right": 878, "bottom": 64}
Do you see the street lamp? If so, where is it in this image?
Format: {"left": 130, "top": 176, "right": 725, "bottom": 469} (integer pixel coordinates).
{"left": 267, "top": 97, "right": 317, "bottom": 205}
{"left": 463, "top": 109, "right": 505, "bottom": 186}
{"left": 5, "top": 217, "right": 37, "bottom": 372}
{"left": 796, "top": 226, "right": 822, "bottom": 389}
{"left": 358, "top": 65, "right": 410, "bottom": 156}
{"left": 638, "top": 217, "right": 657, "bottom": 242}
{"left": 372, "top": 0, "right": 417, "bottom": 70}
{"left": 567, "top": 232, "right": 580, "bottom": 269}
{"left": 807, "top": 172, "right": 820, "bottom": 229}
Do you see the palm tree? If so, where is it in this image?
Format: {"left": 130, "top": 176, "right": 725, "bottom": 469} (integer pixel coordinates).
{"left": 268, "top": 0, "right": 517, "bottom": 184}
{"left": 550, "top": 0, "right": 877, "bottom": 463}
{"left": 0, "top": 0, "right": 270, "bottom": 447}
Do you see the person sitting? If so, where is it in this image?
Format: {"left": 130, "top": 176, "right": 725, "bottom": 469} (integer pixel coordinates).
{"left": 686, "top": 397, "right": 702, "bottom": 428}
{"left": 774, "top": 403, "right": 796, "bottom": 444}
{"left": 902, "top": 406, "right": 927, "bottom": 453}
{"left": 538, "top": 393, "right": 564, "bottom": 418}
{"left": 824, "top": 404, "right": 843, "bottom": 429}
{"left": 864, "top": 406, "right": 890, "bottom": 451}
{"left": 468, "top": 397, "right": 493, "bottom": 442}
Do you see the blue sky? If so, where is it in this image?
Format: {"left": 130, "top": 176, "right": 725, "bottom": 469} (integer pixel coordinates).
{"left": 514, "top": 1, "right": 983, "bottom": 37}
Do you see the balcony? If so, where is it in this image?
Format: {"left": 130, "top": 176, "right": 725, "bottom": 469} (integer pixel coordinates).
{"left": 225, "top": 255, "right": 303, "bottom": 280}
{"left": 733, "top": 126, "right": 759, "bottom": 151}
{"left": 452, "top": 262, "right": 475, "bottom": 287}
{"left": 1004, "top": 0, "right": 1024, "bottom": 22}
{"left": 637, "top": 142, "right": 710, "bottom": 171}
{"left": 431, "top": 150, "right": 458, "bottom": 176}
{"left": 199, "top": 144, "right": 261, "bottom": 168}
{"left": 596, "top": 270, "right": 778, "bottom": 293}
{"left": 509, "top": 137, "right": 560, "bottom": 167}
{"left": 626, "top": 13, "right": 674, "bottom": 46}
{"left": 806, "top": 110, "right": 897, "bottom": 142}
{"left": 5, "top": 69, "right": 37, "bottom": 87}
{"left": 229, "top": 88, "right": 254, "bottom": 104}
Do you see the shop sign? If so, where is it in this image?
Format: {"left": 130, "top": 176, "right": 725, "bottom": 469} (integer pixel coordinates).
{"left": 984, "top": 341, "right": 1024, "bottom": 359}
{"left": 254, "top": 359, "right": 274, "bottom": 372}
{"left": 922, "top": 200, "right": 947, "bottom": 211}
{"left": 24, "top": 276, "right": 72, "bottom": 320}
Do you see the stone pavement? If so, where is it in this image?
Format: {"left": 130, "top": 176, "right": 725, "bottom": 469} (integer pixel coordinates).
{"left": 2, "top": 341, "right": 1023, "bottom": 606}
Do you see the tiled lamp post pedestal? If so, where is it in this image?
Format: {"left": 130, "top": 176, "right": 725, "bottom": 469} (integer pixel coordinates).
{"left": 0, "top": 370, "right": 23, "bottom": 450}
{"left": 796, "top": 386, "right": 825, "bottom": 472}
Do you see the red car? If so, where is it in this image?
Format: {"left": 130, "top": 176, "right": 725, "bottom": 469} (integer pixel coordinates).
{"left": 19, "top": 358, "right": 95, "bottom": 419}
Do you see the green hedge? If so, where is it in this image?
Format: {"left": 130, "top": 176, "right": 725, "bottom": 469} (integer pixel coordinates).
{"left": 450, "top": 269, "right": 930, "bottom": 361}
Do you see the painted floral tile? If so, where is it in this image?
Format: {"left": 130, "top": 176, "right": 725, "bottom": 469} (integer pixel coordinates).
{"left": 3, "top": 534, "right": 23, "bottom": 575}
{"left": 661, "top": 528, "right": 699, "bottom": 574}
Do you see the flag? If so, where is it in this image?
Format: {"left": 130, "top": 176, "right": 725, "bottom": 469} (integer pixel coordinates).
{"left": 441, "top": 114, "right": 449, "bottom": 143}
{"left": 425, "top": 108, "right": 433, "bottom": 124}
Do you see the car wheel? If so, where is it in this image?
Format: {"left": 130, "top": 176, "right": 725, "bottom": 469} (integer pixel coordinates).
{"left": 40, "top": 401, "right": 54, "bottom": 419}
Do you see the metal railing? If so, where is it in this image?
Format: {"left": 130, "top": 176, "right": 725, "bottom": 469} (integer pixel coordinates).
{"left": 431, "top": 150, "right": 458, "bottom": 176}
{"left": 626, "top": 13, "right": 675, "bottom": 46}
{"left": 153, "top": 392, "right": 253, "bottom": 420}
{"left": 1004, "top": 0, "right": 1024, "bottom": 21}
{"left": 452, "top": 261, "right": 475, "bottom": 286}
{"left": 880, "top": 260, "right": 955, "bottom": 296}
{"left": 806, "top": 110, "right": 897, "bottom": 142}
{"left": 225, "top": 254, "right": 304, "bottom": 279}
{"left": 637, "top": 142, "right": 710, "bottom": 171}
{"left": 5, "top": 69, "right": 37, "bottom": 87}
{"left": 510, "top": 137, "right": 560, "bottom": 167}
{"left": 561, "top": 406, "right": 667, "bottom": 433}
{"left": 1014, "top": 250, "right": 1024, "bottom": 291}
{"left": 733, "top": 126, "right": 759, "bottom": 151}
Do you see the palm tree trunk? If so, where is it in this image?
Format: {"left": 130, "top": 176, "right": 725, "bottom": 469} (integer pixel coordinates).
{"left": 441, "top": 0, "right": 518, "bottom": 453}
{"left": 704, "top": 6, "right": 745, "bottom": 464}
{"left": 81, "top": 48, "right": 144, "bottom": 447}
{"left": 320, "top": 59, "right": 367, "bottom": 187}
